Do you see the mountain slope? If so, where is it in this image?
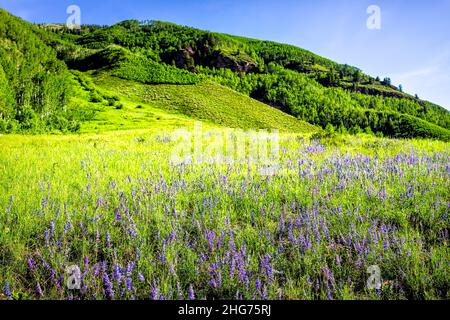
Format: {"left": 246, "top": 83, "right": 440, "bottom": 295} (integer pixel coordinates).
{"left": 0, "top": 10, "right": 316, "bottom": 134}
{"left": 90, "top": 72, "right": 317, "bottom": 133}
{"left": 44, "top": 19, "right": 450, "bottom": 140}
{"left": 1, "top": 10, "right": 450, "bottom": 140}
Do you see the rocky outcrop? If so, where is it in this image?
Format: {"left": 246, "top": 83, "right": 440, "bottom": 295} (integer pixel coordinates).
{"left": 208, "top": 51, "right": 257, "bottom": 73}
{"left": 161, "top": 46, "right": 257, "bottom": 73}
{"left": 162, "top": 46, "right": 195, "bottom": 70}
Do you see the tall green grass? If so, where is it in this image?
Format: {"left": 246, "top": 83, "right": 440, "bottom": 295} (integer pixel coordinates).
{"left": 0, "top": 131, "right": 448, "bottom": 300}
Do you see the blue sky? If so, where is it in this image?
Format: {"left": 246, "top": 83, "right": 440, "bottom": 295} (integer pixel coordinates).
{"left": 1, "top": 0, "right": 449, "bottom": 110}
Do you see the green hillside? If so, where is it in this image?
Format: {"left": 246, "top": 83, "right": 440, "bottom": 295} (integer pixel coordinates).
{"left": 0, "top": 10, "right": 316, "bottom": 135}
{"left": 42, "top": 18, "right": 450, "bottom": 140}
{"left": 1, "top": 9, "right": 450, "bottom": 140}
{"left": 89, "top": 72, "right": 317, "bottom": 133}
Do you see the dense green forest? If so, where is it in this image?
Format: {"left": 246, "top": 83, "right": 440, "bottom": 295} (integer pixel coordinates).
{"left": 0, "top": 10, "right": 81, "bottom": 133}
{"left": 1, "top": 9, "right": 450, "bottom": 140}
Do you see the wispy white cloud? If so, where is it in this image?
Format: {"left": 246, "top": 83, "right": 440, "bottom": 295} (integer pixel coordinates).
{"left": 389, "top": 47, "right": 450, "bottom": 109}
{"left": 392, "top": 66, "right": 439, "bottom": 86}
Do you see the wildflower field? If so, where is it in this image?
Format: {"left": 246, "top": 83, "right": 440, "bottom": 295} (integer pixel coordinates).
{"left": 0, "top": 129, "right": 449, "bottom": 300}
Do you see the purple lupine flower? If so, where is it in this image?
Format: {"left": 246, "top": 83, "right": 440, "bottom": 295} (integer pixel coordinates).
{"left": 261, "top": 254, "right": 274, "bottom": 283}
{"left": 50, "top": 269, "right": 60, "bottom": 289}
{"left": 217, "top": 231, "right": 224, "bottom": 250}
{"left": 288, "top": 224, "right": 295, "bottom": 244}
{"left": 325, "top": 282, "right": 332, "bottom": 300}
{"left": 322, "top": 267, "right": 334, "bottom": 283}
{"left": 355, "top": 242, "right": 362, "bottom": 254}
{"left": 236, "top": 251, "right": 248, "bottom": 284}
{"left": 356, "top": 257, "right": 362, "bottom": 271}
{"left": 138, "top": 273, "right": 145, "bottom": 282}
{"left": 261, "top": 286, "right": 268, "bottom": 299}
{"left": 96, "top": 195, "right": 102, "bottom": 209}
{"left": 208, "top": 262, "right": 222, "bottom": 289}
{"left": 115, "top": 207, "right": 122, "bottom": 221}
{"left": 126, "top": 261, "right": 134, "bottom": 277}
{"left": 347, "top": 232, "right": 352, "bottom": 247}
{"left": 93, "top": 264, "right": 100, "bottom": 278}
{"left": 83, "top": 256, "right": 89, "bottom": 266}
{"left": 209, "top": 277, "right": 217, "bottom": 288}
{"left": 44, "top": 230, "right": 50, "bottom": 244}
{"left": 4, "top": 281, "right": 11, "bottom": 299}
{"left": 100, "top": 260, "right": 107, "bottom": 273}
{"left": 150, "top": 281, "right": 159, "bottom": 300}
{"left": 305, "top": 235, "right": 311, "bottom": 251}
{"left": 306, "top": 276, "right": 312, "bottom": 287}
{"left": 228, "top": 230, "right": 235, "bottom": 251}
{"left": 102, "top": 272, "right": 114, "bottom": 300}
{"left": 125, "top": 278, "right": 132, "bottom": 292}
{"left": 205, "top": 229, "right": 216, "bottom": 252}
{"left": 36, "top": 283, "right": 43, "bottom": 298}
{"left": 27, "top": 257, "right": 36, "bottom": 273}
{"left": 113, "top": 263, "right": 122, "bottom": 283}
{"left": 255, "top": 278, "right": 261, "bottom": 293}
{"left": 106, "top": 232, "right": 111, "bottom": 248}
{"left": 315, "top": 228, "right": 321, "bottom": 244}
{"left": 41, "top": 259, "right": 50, "bottom": 271}
{"left": 42, "top": 196, "right": 49, "bottom": 208}
{"left": 380, "top": 222, "right": 387, "bottom": 235}
{"left": 383, "top": 236, "right": 390, "bottom": 251}
{"left": 188, "top": 284, "right": 195, "bottom": 300}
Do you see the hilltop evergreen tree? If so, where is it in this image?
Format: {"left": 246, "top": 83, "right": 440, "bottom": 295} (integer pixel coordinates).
{"left": 382, "top": 77, "right": 392, "bottom": 86}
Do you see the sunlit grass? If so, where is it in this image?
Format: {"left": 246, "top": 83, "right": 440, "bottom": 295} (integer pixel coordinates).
{"left": 0, "top": 130, "right": 448, "bottom": 300}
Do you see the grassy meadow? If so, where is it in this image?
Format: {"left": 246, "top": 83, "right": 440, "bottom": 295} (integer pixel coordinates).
{"left": 1, "top": 9, "right": 449, "bottom": 302}
{"left": 1, "top": 128, "right": 449, "bottom": 300}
